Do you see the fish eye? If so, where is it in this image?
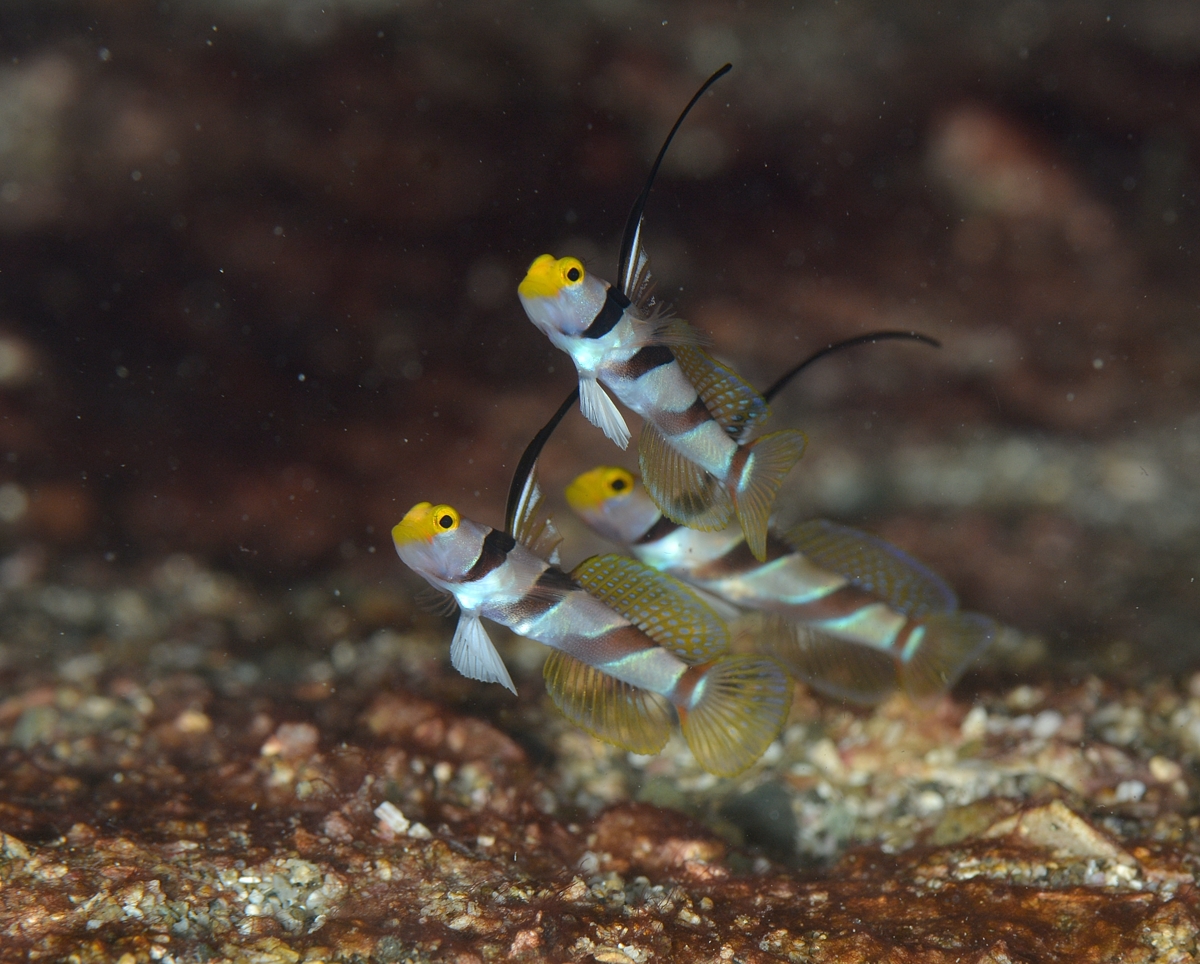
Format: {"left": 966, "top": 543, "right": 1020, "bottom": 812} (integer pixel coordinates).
{"left": 605, "top": 468, "right": 634, "bottom": 494}
{"left": 559, "top": 257, "right": 584, "bottom": 286}
{"left": 431, "top": 505, "right": 460, "bottom": 532}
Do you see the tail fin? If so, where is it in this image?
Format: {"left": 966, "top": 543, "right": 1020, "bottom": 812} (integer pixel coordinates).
{"left": 678, "top": 654, "right": 792, "bottom": 777}
{"left": 732, "top": 429, "right": 806, "bottom": 561}
{"left": 899, "top": 611, "right": 997, "bottom": 703}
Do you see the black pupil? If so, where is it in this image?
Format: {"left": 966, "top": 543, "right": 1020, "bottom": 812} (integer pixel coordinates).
{"left": 439, "top": 515, "right": 453, "bottom": 528}
{"left": 611, "top": 478, "right": 627, "bottom": 491}
{"left": 566, "top": 267, "right": 581, "bottom": 282}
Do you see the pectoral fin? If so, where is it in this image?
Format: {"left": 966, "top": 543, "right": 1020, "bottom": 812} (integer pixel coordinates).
{"left": 450, "top": 612, "right": 517, "bottom": 695}
{"left": 579, "top": 377, "right": 631, "bottom": 449}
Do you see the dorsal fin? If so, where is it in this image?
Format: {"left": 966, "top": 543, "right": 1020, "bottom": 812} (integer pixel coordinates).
{"left": 638, "top": 421, "right": 733, "bottom": 530}
{"left": 543, "top": 649, "right": 673, "bottom": 754}
{"left": 618, "top": 64, "right": 732, "bottom": 303}
{"left": 784, "top": 520, "right": 957, "bottom": 616}
{"left": 505, "top": 387, "right": 578, "bottom": 538}
{"left": 510, "top": 468, "right": 562, "bottom": 565}
{"left": 570, "top": 553, "right": 729, "bottom": 663}
{"left": 762, "top": 331, "right": 942, "bottom": 404}
{"left": 673, "top": 345, "right": 770, "bottom": 442}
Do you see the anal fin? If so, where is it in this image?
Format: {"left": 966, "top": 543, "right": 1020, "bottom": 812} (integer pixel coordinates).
{"left": 639, "top": 420, "right": 733, "bottom": 530}
{"left": 766, "top": 621, "right": 899, "bottom": 705}
{"left": 543, "top": 649, "right": 673, "bottom": 755}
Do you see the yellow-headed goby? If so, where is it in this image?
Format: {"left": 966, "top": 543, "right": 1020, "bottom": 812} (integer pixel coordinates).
{"left": 392, "top": 497, "right": 792, "bottom": 777}
{"left": 566, "top": 466, "right": 997, "bottom": 705}
{"left": 516, "top": 65, "right": 805, "bottom": 562}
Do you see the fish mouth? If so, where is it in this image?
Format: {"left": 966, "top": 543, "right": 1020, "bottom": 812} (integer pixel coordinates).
{"left": 518, "top": 253, "right": 563, "bottom": 300}
{"left": 392, "top": 502, "right": 436, "bottom": 547}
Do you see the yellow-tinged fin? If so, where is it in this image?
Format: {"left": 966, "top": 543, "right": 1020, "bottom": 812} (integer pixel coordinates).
{"left": 765, "top": 621, "right": 899, "bottom": 705}
{"left": 899, "top": 611, "right": 996, "bottom": 703}
{"left": 678, "top": 655, "right": 792, "bottom": 777}
{"left": 784, "top": 520, "right": 957, "bottom": 617}
{"left": 543, "top": 649, "right": 672, "bottom": 755}
{"left": 638, "top": 421, "right": 733, "bottom": 530}
{"left": 570, "top": 553, "right": 729, "bottom": 663}
{"left": 734, "top": 429, "right": 807, "bottom": 562}
{"left": 673, "top": 345, "right": 770, "bottom": 443}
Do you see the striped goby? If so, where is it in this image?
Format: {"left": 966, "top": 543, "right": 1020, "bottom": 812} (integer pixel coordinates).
{"left": 392, "top": 501, "right": 791, "bottom": 776}
{"left": 518, "top": 254, "right": 805, "bottom": 562}
{"left": 565, "top": 467, "right": 997, "bottom": 705}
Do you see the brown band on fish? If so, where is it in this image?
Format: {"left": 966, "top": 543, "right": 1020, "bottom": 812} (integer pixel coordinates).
{"left": 727, "top": 444, "right": 751, "bottom": 492}
{"left": 582, "top": 287, "right": 631, "bottom": 339}
{"left": 657, "top": 396, "right": 712, "bottom": 436}
{"left": 782, "top": 585, "right": 880, "bottom": 622}
{"left": 617, "top": 345, "right": 674, "bottom": 380}
{"left": 504, "top": 566, "right": 578, "bottom": 623}
{"left": 690, "top": 532, "right": 794, "bottom": 579}
{"left": 464, "top": 529, "right": 516, "bottom": 582}
{"left": 635, "top": 514, "right": 682, "bottom": 545}
{"left": 889, "top": 620, "right": 921, "bottom": 662}
{"left": 567, "top": 623, "right": 660, "bottom": 666}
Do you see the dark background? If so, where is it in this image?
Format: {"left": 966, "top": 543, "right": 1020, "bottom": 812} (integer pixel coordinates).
{"left": 1, "top": 0, "right": 1198, "bottom": 675}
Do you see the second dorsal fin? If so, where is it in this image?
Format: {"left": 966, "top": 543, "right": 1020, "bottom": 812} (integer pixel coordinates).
{"left": 784, "top": 520, "right": 957, "bottom": 617}
{"left": 570, "top": 553, "right": 729, "bottom": 664}
{"left": 673, "top": 344, "right": 770, "bottom": 443}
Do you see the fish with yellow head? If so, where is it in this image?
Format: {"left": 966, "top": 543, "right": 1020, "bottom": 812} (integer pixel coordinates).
{"left": 515, "top": 66, "right": 805, "bottom": 563}
{"left": 392, "top": 497, "right": 792, "bottom": 777}
{"left": 566, "top": 466, "right": 997, "bottom": 705}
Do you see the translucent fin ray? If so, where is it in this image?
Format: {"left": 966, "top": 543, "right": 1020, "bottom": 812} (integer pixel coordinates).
{"left": 647, "top": 316, "right": 708, "bottom": 348}
{"left": 450, "top": 612, "right": 516, "bottom": 695}
{"left": 673, "top": 345, "right": 770, "bottom": 443}
{"left": 416, "top": 585, "right": 459, "bottom": 617}
{"left": 570, "top": 553, "right": 729, "bottom": 663}
{"left": 734, "top": 429, "right": 807, "bottom": 562}
{"left": 543, "top": 649, "right": 673, "bottom": 755}
{"left": 679, "top": 655, "right": 792, "bottom": 777}
{"left": 784, "top": 520, "right": 957, "bottom": 616}
{"left": 511, "top": 466, "right": 562, "bottom": 565}
{"left": 638, "top": 421, "right": 733, "bottom": 530}
{"left": 899, "top": 611, "right": 996, "bottom": 703}
{"left": 765, "top": 622, "right": 899, "bottom": 705}
{"left": 579, "top": 377, "right": 631, "bottom": 449}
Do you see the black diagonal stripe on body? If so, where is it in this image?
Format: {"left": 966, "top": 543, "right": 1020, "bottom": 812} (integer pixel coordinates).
{"left": 504, "top": 566, "right": 579, "bottom": 624}
{"left": 616, "top": 345, "right": 675, "bottom": 381}
{"left": 464, "top": 529, "right": 517, "bottom": 582}
{"left": 582, "top": 287, "right": 631, "bottom": 339}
